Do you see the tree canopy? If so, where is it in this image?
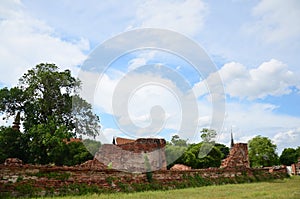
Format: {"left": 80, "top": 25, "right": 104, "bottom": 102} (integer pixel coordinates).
{"left": 170, "top": 135, "right": 188, "bottom": 147}
{"left": 165, "top": 134, "right": 229, "bottom": 169}
{"left": 248, "top": 135, "right": 278, "bottom": 167}
{"left": 279, "top": 147, "right": 299, "bottom": 166}
{"left": 0, "top": 63, "right": 101, "bottom": 164}
{"left": 200, "top": 128, "right": 217, "bottom": 142}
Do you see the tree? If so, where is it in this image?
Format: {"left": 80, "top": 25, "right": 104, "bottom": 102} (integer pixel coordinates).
{"left": 296, "top": 146, "right": 300, "bottom": 159}
{"left": 200, "top": 128, "right": 216, "bottom": 142}
{"left": 280, "top": 148, "right": 298, "bottom": 166}
{"left": 178, "top": 143, "right": 222, "bottom": 169}
{"left": 165, "top": 135, "right": 188, "bottom": 168}
{"left": 170, "top": 135, "right": 188, "bottom": 147}
{"left": 165, "top": 145, "right": 187, "bottom": 168}
{"left": 248, "top": 136, "right": 278, "bottom": 167}
{"left": 0, "top": 63, "right": 101, "bottom": 164}
{"left": 83, "top": 139, "right": 102, "bottom": 156}
{"left": 0, "top": 127, "right": 26, "bottom": 163}
{"left": 52, "top": 141, "right": 93, "bottom": 166}
{"left": 215, "top": 143, "right": 230, "bottom": 159}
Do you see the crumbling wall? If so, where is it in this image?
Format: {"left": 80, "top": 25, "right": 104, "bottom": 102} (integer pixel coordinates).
{"left": 221, "top": 143, "right": 249, "bottom": 168}
{"left": 291, "top": 158, "right": 300, "bottom": 175}
{"left": 94, "top": 138, "right": 167, "bottom": 172}
{"left": 0, "top": 163, "right": 288, "bottom": 196}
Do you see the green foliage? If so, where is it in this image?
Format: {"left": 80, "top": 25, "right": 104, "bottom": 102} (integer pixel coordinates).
{"left": 34, "top": 171, "right": 70, "bottom": 180}
{"left": 171, "top": 135, "right": 188, "bottom": 147}
{"left": 26, "top": 120, "right": 70, "bottom": 164}
{"left": 165, "top": 144, "right": 187, "bottom": 168}
{"left": 144, "top": 155, "right": 153, "bottom": 183}
{"left": 15, "top": 183, "right": 39, "bottom": 197}
{"left": 165, "top": 134, "right": 228, "bottom": 169}
{"left": 82, "top": 139, "right": 102, "bottom": 156}
{"left": 280, "top": 148, "right": 299, "bottom": 165}
{"left": 52, "top": 141, "right": 93, "bottom": 166}
{"left": 200, "top": 128, "right": 217, "bottom": 142}
{"left": 176, "top": 142, "right": 222, "bottom": 169}
{"left": 215, "top": 143, "right": 230, "bottom": 159}
{"left": 0, "top": 63, "right": 101, "bottom": 165}
{"left": 105, "top": 176, "right": 116, "bottom": 185}
{"left": 248, "top": 135, "right": 279, "bottom": 167}
{"left": 0, "top": 127, "right": 26, "bottom": 163}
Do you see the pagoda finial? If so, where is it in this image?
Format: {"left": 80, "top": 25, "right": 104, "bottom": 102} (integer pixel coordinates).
{"left": 12, "top": 112, "right": 21, "bottom": 131}
{"left": 230, "top": 127, "right": 234, "bottom": 148}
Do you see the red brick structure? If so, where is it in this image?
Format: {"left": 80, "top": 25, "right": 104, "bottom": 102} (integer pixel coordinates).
{"left": 4, "top": 158, "right": 23, "bottom": 166}
{"left": 12, "top": 112, "right": 21, "bottom": 131}
{"left": 115, "top": 137, "right": 135, "bottom": 145}
{"left": 221, "top": 143, "right": 250, "bottom": 168}
{"left": 170, "top": 164, "right": 191, "bottom": 171}
{"left": 94, "top": 138, "right": 167, "bottom": 172}
{"left": 291, "top": 158, "right": 300, "bottom": 175}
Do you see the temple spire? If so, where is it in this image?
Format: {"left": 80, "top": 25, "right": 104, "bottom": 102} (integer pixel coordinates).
{"left": 230, "top": 127, "right": 234, "bottom": 148}
{"left": 12, "top": 112, "right": 21, "bottom": 131}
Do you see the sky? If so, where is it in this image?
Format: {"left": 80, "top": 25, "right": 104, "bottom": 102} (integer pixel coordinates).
{"left": 1, "top": 0, "right": 300, "bottom": 154}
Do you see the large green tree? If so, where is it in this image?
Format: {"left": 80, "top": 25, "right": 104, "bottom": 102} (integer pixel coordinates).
{"left": 0, "top": 63, "right": 100, "bottom": 164}
{"left": 280, "top": 148, "right": 299, "bottom": 166}
{"left": 248, "top": 135, "right": 279, "bottom": 167}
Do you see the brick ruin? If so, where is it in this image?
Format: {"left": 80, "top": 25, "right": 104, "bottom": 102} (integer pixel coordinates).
{"left": 0, "top": 163, "right": 288, "bottom": 196}
{"left": 1, "top": 138, "right": 289, "bottom": 196}
{"left": 94, "top": 137, "right": 167, "bottom": 172}
{"left": 170, "top": 164, "right": 191, "bottom": 171}
{"left": 221, "top": 143, "right": 250, "bottom": 168}
{"left": 291, "top": 158, "right": 300, "bottom": 175}
{"left": 94, "top": 137, "right": 250, "bottom": 171}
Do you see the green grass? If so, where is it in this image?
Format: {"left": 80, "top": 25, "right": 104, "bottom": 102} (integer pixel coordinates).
{"left": 41, "top": 176, "right": 300, "bottom": 199}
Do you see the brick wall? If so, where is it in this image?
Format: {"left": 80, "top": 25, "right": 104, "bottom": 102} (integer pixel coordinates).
{"left": 0, "top": 164, "right": 287, "bottom": 196}
{"left": 95, "top": 138, "right": 167, "bottom": 172}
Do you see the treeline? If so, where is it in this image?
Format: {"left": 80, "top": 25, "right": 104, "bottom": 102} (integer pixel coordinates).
{"left": 166, "top": 134, "right": 300, "bottom": 169}
{"left": 165, "top": 134, "right": 229, "bottom": 169}
{"left": 0, "top": 63, "right": 101, "bottom": 165}
{"left": 280, "top": 147, "right": 300, "bottom": 166}
{"left": 0, "top": 126, "right": 101, "bottom": 165}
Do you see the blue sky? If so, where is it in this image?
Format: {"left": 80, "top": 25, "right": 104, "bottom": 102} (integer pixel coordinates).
{"left": 1, "top": 0, "right": 300, "bottom": 154}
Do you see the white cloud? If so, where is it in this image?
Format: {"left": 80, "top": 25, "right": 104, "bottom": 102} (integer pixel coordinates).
{"left": 133, "top": 0, "right": 208, "bottom": 36}
{"left": 128, "top": 58, "right": 147, "bottom": 71}
{"left": 0, "top": 0, "right": 89, "bottom": 86}
{"left": 127, "top": 51, "right": 156, "bottom": 71}
{"left": 273, "top": 128, "right": 300, "bottom": 153}
{"left": 94, "top": 71, "right": 184, "bottom": 135}
{"left": 246, "top": 0, "right": 300, "bottom": 43}
{"left": 97, "top": 128, "right": 122, "bottom": 144}
{"left": 194, "top": 59, "right": 299, "bottom": 100}
{"left": 218, "top": 101, "right": 300, "bottom": 152}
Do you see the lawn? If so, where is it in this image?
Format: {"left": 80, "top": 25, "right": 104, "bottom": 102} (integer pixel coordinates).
{"left": 43, "top": 176, "right": 300, "bottom": 199}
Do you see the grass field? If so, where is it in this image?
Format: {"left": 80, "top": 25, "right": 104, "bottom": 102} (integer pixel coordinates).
{"left": 42, "top": 176, "right": 300, "bottom": 199}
